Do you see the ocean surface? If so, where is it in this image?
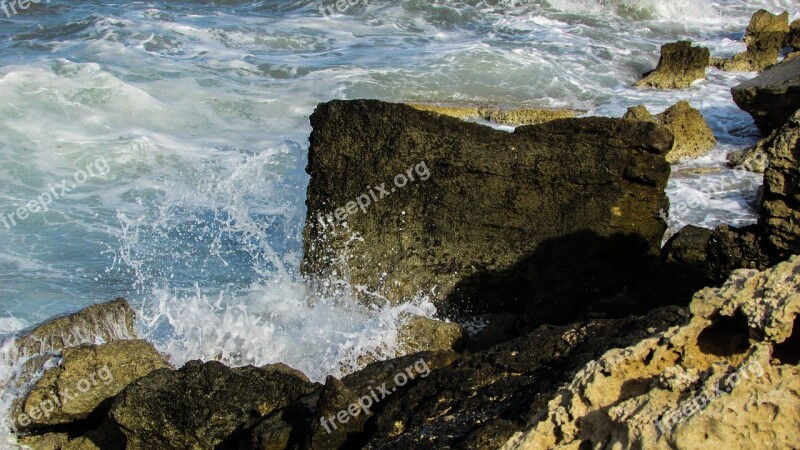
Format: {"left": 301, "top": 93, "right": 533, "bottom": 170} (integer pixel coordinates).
{"left": 0, "top": 0, "right": 797, "bottom": 445}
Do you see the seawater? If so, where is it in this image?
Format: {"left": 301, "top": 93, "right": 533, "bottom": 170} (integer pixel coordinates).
{"left": 0, "top": 0, "right": 797, "bottom": 446}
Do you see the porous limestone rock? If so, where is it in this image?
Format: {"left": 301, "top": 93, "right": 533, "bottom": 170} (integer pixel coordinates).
{"left": 13, "top": 340, "right": 171, "bottom": 429}
{"left": 634, "top": 41, "right": 710, "bottom": 89}
{"left": 624, "top": 101, "right": 716, "bottom": 162}
{"left": 109, "top": 360, "right": 320, "bottom": 450}
{"left": 760, "top": 109, "right": 800, "bottom": 258}
{"left": 714, "top": 10, "right": 789, "bottom": 72}
{"left": 503, "top": 256, "right": 800, "bottom": 450}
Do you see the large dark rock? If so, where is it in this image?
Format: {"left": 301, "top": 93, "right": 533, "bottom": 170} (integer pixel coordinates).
{"left": 303, "top": 100, "right": 673, "bottom": 317}
{"left": 634, "top": 41, "right": 710, "bottom": 89}
{"left": 788, "top": 19, "right": 800, "bottom": 51}
{"left": 732, "top": 55, "right": 800, "bottom": 135}
{"left": 109, "top": 360, "right": 320, "bottom": 450}
{"left": 760, "top": 109, "right": 800, "bottom": 258}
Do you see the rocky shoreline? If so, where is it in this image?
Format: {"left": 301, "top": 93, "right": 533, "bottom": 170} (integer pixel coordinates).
{"left": 4, "top": 8, "right": 800, "bottom": 450}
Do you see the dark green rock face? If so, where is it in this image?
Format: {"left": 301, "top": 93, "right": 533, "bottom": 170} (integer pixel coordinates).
{"left": 303, "top": 100, "right": 672, "bottom": 317}
{"left": 109, "top": 360, "right": 320, "bottom": 450}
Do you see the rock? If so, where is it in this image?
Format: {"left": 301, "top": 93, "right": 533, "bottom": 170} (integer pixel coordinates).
{"left": 715, "top": 10, "right": 789, "bottom": 72}
{"left": 788, "top": 19, "right": 800, "bottom": 51}
{"left": 358, "top": 307, "right": 688, "bottom": 448}
{"left": 12, "top": 340, "right": 171, "bottom": 430}
{"left": 622, "top": 105, "right": 657, "bottom": 123}
{"left": 503, "top": 256, "right": 800, "bottom": 450}
{"left": 407, "top": 104, "right": 583, "bottom": 125}
{"left": 307, "top": 376, "right": 360, "bottom": 450}
{"left": 7, "top": 298, "right": 136, "bottom": 358}
{"left": 732, "top": 55, "right": 800, "bottom": 135}
{"left": 625, "top": 102, "right": 716, "bottom": 162}
{"left": 634, "top": 41, "right": 710, "bottom": 89}
{"left": 109, "top": 360, "right": 320, "bottom": 450}
{"left": 304, "top": 100, "right": 673, "bottom": 318}
{"left": 657, "top": 101, "right": 717, "bottom": 162}
{"left": 726, "top": 139, "right": 769, "bottom": 173}
{"left": 662, "top": 224, "right": 771, "bottom": 285}
{"left": 760, "top": 109, "right": 800, "bottom": 258}
{"left": 397, "top": 314, "right": 465, "bottom": 354}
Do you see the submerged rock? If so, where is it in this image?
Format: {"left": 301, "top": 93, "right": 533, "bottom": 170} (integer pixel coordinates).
{"left": 503, "top": 256, "right": 800, "bottom": 450}
{"left": 760, "top": 109, "right": 800, "bottom": 258}
{"left": 303, "top": 100, "right": 672, "bottom": 319}
{"left": 634, "top": 41, "right": 710, "bottom": 89}
{"left": 732, "top": 55, "right": 800, "bottom": 135}
{"left": 109, "top": 360, "right": 320, "bottom": 450}
{"left": 714, "top": 9, "right": 789, "bottom": 72}
{"left": 13, "top": 340, "right": 170, "bottom": 430}
{"left": 624, "top": 101, "right": 716, "bottom": 162}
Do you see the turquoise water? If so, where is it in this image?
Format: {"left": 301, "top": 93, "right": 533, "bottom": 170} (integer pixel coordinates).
{"left": 0, "top": 0, "right": 797, "bottom": 444}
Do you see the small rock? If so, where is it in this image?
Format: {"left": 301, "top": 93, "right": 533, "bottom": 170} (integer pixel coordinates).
{"left": 624, "top": 101, "right": 716, "bottom": 162}
{"left": 634, "top": 41, "right": 710, "bottom": 89}
{"left": 726, "top": 141, "right": 769, "bottom": 173}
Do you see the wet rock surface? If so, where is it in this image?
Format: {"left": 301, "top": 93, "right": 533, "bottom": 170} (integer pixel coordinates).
{"left": 634, "top": 41, "right": 710, "bottom": 89}
{"left": 303, "top": 99, "right": 673, "bottom": 318}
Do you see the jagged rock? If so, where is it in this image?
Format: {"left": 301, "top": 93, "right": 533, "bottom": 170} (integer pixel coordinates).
{"left": 760, "top": 109, "right": 800, "bottom": 258}
{"left": 109, "top": 360, "right": 320, "bottom": 450}
{"left": 788, "top": 19, "right": 800, "bottom": 51}
{"left": 634, "top": 41, "right": 710, "bottom": 89}
{"left": 716, "top": 10, "right": 789, "bottom": 72}
{"left": 732, "top": 55, "right": 800, "bottom": 134}
{"left": 303, "top": 100, "right": 673, "bottom": 317}
{"left": 12, "top": 340, "right": 170, "bottom": 430}
{"left": 625, "top": 102, "right": 716, "bottom": 162}
{"left": 503, "top": 256, "right": 800, "bottom": 450}
{"left": 397, "top": 314, "right": 465, "bottom": 354}
{"left": 407, "top": 104, "right": 582, "bottom": 125}
{"left": 357, "top": 308, "right": 688, "bottom": 448}
{"left": 8, "top": 298, "right": 136, "bottom": 358}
